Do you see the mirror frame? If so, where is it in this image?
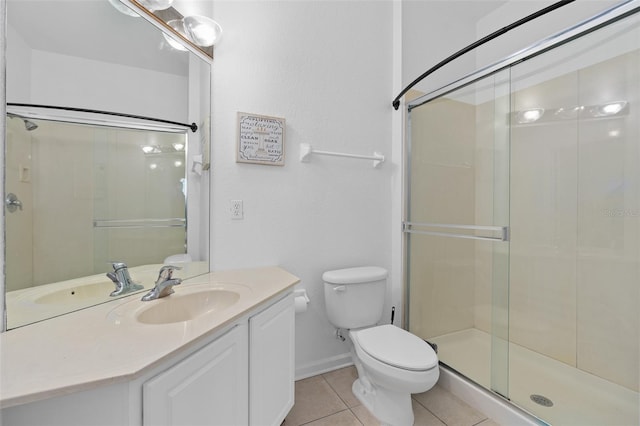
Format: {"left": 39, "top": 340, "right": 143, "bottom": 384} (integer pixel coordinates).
{"left": 0, "top": 0, "right": 212, "bottom": 332}
{"left": 1, "top": 0, "right": 7, "bottom": 332}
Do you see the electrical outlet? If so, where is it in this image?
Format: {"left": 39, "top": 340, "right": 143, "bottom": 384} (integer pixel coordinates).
{"left": 230, "top": 200, "right": 243, "bottom": 220}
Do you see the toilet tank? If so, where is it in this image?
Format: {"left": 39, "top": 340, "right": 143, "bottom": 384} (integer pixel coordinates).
{"left": 323, "top": 266, "right": 388, "bottom": 329}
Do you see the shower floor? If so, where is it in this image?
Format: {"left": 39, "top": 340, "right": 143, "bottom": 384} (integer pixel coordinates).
{"left": 430, "top": 328, "right": 639, "bottom": 426}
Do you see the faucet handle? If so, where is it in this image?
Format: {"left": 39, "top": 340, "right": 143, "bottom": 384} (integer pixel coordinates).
{"left": 111, "top": 262, "right": 127, "bottom": 271}
{"left": 106, "top": 272, "right": 118, "bottom": 283}
{"left": 156, "top": 265, "right": 182, "bottom": 283}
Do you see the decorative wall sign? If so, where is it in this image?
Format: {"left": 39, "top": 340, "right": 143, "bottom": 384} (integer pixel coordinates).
{"left": 237, "top": 112, "right": 285, "bottom": 166}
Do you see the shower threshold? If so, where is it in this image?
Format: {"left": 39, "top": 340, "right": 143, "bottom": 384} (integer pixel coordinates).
{"left": 430, "top": 328, "right": 638, "bottom": 426}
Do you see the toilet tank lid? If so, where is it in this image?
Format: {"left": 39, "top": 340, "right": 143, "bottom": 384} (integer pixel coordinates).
{"left": 322, "top": 266, "right": 388, "bottom": 284}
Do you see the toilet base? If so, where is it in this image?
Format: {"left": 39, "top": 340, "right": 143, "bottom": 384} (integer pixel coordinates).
{"left": 352, "top": 378, "right": 414, "bottom": 426}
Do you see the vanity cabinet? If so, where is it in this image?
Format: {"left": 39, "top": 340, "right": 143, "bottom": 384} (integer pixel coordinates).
{"left": 143, "top": 324, "right": 249, "bottom": 426}
{"left": 142, "top": 292, "right": 295, "bottom": 426}
{"left": 249, "top": 293, "right": 295, "bottom": 426}
{"left": 1, "top": 291, "right": 295, "bottom": 426}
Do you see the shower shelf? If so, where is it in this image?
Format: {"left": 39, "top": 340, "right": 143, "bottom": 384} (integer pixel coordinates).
{"left": 299, "top": 143, "right": 385, "bottom": 168}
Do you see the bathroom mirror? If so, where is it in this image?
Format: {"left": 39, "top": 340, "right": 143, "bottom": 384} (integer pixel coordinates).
{"left": 3, "top": 0, "right": 211, "bottom": 329}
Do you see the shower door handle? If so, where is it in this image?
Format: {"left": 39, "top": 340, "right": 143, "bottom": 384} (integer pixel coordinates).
{"left": 403, "top": 222, "right": 509, "bottom": 242}
{"left": 5, "top": 193, "right": 23, "bottom": 213}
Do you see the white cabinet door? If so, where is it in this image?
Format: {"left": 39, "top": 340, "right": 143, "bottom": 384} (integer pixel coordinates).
{"left": 249, "top": 293, "right": 295, "bottom": 426}
{"left": 143, "top": 324, "right": 249, "bottom": 426}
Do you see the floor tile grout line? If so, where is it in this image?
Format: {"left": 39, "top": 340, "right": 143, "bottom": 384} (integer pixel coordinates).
{"left": 411, "top": 394, "right": 449, "bottom": 426}
{"left": 321, "top": 371, "right": 359, "bottom": 410}
{"left": 297, "top": 408, "right": 360, "bottom": 426}
{"left": 348, "top": 408, "right": 366, "bottom": 426}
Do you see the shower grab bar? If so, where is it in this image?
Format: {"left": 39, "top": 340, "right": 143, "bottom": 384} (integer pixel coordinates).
{"left": 299, "top": 143, "right": 385, "bottom": 168}
{"left": 403, "top": 222, "right": 509, "bottom": 242}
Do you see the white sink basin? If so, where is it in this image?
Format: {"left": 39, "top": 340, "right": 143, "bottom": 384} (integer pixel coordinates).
{"left": 34, "top": 281, "right": 117, "bottom": 304}
{"left": 107, "top": 283, "right": 250, "bottom": 326}
{"left": 136, "top": 289, "right": 240, "bottom": 325}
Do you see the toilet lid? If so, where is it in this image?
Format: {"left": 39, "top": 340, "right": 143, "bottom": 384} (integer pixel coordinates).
{"left": 353, "top": 325, "right": 438, "bottom": 371}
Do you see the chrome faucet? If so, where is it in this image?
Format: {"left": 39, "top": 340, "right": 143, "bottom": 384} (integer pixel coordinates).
{"left": 141, "top": 265, "right": 182, "bottom": 301}
{"left": 107, "top": 262, "right": 144, "bottom": 297}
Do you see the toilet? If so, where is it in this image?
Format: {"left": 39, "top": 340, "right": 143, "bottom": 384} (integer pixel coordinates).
{"left": 323, "top": 266, "right": 439, "bottom": 426}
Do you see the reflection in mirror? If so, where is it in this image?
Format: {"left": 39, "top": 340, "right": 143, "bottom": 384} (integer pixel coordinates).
{"left": 4, "top": 0, "right": 211, "bottom": 329}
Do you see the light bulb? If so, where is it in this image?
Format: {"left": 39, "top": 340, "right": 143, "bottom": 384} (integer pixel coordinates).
{"left": 183, "top": 15, "right": 223, "bottom": 47}
{"left": 163, "top": 19, "right": 189, "bottom": 52}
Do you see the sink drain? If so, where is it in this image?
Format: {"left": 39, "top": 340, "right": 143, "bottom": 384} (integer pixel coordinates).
{"left": 530, "top": 394, "right": 554, "bottom": 407}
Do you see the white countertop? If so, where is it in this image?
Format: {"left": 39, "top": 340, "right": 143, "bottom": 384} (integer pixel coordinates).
{"left": 0, "top": 266, "right": 299, "bottom": 409}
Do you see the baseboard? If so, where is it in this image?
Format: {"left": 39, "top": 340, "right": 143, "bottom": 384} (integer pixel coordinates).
{"left": 295, "top": 352, "right": 353, "bottom": 381}
{"left": 438, "top": 365, "right": 547, "bottom": 426}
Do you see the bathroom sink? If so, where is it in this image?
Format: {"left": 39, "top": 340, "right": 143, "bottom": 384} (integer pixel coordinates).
{"left": 135, "top": 289, "right": 241, "bottom": 325}
{"left": 34, "top": 281, "right": 117, "bottom": 304}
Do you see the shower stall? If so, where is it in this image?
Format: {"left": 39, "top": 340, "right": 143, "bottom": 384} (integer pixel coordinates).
{"left": 404, "top": 4, "right": 639, "bottom": 425}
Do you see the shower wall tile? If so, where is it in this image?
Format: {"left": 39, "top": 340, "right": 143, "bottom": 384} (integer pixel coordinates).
{"left": 408, "top": 98, "right": 477, "bottom": 339}
{"left": 574, "top": 51, "right": 640, "bottom": 392}
{"left": 508, "top": 113, "right": 579, "bottom": 366}
{"left": 577, "top": 259, "right": 639, "bottom": 391}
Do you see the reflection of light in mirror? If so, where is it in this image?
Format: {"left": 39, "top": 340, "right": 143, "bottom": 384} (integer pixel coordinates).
{"left": 554, "top": 106, "right": 581, "bottom": 119}
{"left": 163, "top": 19, "right": 189, "bottom": 51}
{"left": 138, "top": 0, "right": 173, "bottom": 11}
{"left": 174, "top": 160, "right": 183, "bottom": 167}
{"left": 142, "top": 145, "right": 157, "bottom": 154}
{"left": 108, "top": 0, "right": 140, "bottom": 17}
{"left": 595, "top": 101, "right": 627, "bottom": 117}
{"left": 172, "top": 142, "right": 185, "bottom": 151}
{"left": 149, "top": 163, "right": 158, "bottom": 170}
{"left": 608, "top": 129, "right": 621, "bottom": 138}
{"left": 516, "top": 108, "right": 544, "bottom": 124}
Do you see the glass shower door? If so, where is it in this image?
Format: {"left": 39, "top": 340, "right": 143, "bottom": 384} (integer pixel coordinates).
{"left": 507, "top": 10, "right": 639, "bottom": 425}
{"left": 405, "top": 69, "right": 511, "bottom": 397}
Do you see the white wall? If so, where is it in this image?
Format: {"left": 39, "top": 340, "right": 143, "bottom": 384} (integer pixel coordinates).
{"left": 402, "top": 1, "right": 505, "bottom": 96}
{"left": 210, "top": 0, "right": 394, "bottom": 377}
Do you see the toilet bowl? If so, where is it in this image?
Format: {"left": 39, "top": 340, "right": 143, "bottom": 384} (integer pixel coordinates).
{"left": 323, "top": 267, "right": 439, "bottom": 426}
{"left": 349, "top": 325, "right": 439, "bottom": 426}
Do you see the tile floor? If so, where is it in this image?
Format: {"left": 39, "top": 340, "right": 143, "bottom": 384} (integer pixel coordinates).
{"left": 284, "top": 366, "right": 500, "bottom": 426}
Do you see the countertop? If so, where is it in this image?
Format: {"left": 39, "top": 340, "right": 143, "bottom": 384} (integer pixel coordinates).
{"left": 0, "top": 266, "right": 299, "bottom": 409}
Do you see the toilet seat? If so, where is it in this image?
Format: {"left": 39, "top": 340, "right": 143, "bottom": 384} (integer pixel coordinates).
{"left": 351, "top": 325, "right": 437, "bottom": 371}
